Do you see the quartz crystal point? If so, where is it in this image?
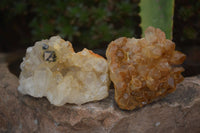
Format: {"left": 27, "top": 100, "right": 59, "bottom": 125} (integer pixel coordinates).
{"left": 18, "top": 36, "right": 110, "bottom": 106}
{"left": 106, "top": 27, "right": 186, "bottom": 110}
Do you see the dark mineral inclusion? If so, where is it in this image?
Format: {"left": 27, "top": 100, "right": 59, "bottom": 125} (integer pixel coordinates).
{"left": 42, "top": 43, "right": 49, "bottom": 50}
{"left": 43, "top": 51, "right": 56, "bottom": 62}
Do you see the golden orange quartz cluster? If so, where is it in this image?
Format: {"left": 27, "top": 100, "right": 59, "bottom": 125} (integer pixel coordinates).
{"left": 106, "top": 27, "right": 186, "bottom": 110}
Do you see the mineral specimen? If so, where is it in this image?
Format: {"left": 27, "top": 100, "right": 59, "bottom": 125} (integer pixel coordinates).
{"left": 18, "top": 36, "right": 110, "bottom": 106}
{"left": 106, "top": 27, "right": 186, "bottom": 110}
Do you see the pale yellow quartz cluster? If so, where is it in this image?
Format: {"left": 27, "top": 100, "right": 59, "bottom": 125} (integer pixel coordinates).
{"left": 18, "top": 36, "right": 110, "bottom": 105}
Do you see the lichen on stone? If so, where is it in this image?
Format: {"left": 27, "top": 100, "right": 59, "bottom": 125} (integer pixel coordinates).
{"left": 106, "top": 27, "right": 186, "bottom": 110}
{"left": 18, "top": 36, "right": 110, "bottom": 106}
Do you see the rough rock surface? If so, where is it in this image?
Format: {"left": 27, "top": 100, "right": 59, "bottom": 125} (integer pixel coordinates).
{"left": 106, "top": 27, "right": 186, "bottom": 110}
{"left": 0, "top": 63, "right": 200, "bottom": 133}
{"left": 18, "top": 36, "right": 110, "bottom": 106}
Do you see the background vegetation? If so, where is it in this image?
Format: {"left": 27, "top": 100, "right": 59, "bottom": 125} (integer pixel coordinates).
{"left": 140, "top": 0, "right": 174, "bottom": 39}
{"left": 0, "top": 0, "right": 199, "bottom": 52}
{"left": 173, "top": 0, "right": 200, "bottom": 47}
{"left": 0, "top": 0, "right": 140, "bottom": 51}
{"left": 0, "top": 0, "right": 200, "bottom": 76}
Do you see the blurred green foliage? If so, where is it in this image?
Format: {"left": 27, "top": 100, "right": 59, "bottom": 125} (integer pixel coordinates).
{"left": 0, "top": 0, "right": 140, "bottom": 49}
{"left": 174, "top": 0, "right": 200, "bottom": 42}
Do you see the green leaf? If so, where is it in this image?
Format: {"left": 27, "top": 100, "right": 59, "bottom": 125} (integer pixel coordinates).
{"left": 140, "top": 0, "right": 174, "bottom": 39}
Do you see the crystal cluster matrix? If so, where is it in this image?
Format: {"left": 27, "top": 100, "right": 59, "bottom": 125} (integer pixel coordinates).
{"left": 18, "top": 36, "right": 110, "bottom": 106}
{"left": 106, "top": 27, "right": 186, "bottom": 110}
